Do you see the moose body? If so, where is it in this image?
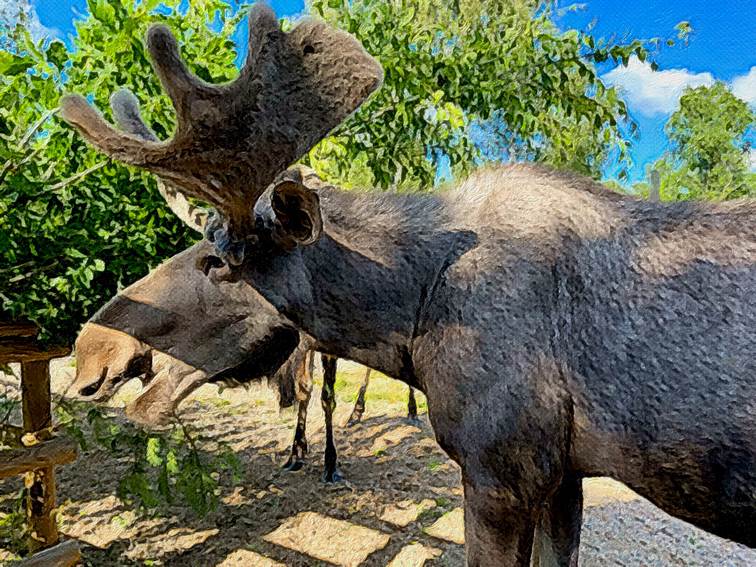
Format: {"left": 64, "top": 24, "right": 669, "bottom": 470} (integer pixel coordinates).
{"left": 228, "top": 165, "right": 755, "bottom": 564}
{"left": 60, "top": 5, "right": 756, "bottom": 564}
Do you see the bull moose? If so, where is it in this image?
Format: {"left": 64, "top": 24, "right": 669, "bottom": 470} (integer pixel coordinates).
{"left": 61, "top": 5, "right": 755, "bottom": 566}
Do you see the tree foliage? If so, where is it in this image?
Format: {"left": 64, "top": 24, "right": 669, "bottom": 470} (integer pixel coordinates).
{"left": 55, "top": 401, "right": 242, "bottom": 517}
{"left": 1, "top": 0, "right": 241, "bottom": 343}
{"left": 650, "top": 83, "right": 755, "bottom": 201}
{"left": 1, "top": 0, "right": 668, "bottom": 342}
{"left": 306, "top": 0, "right": 661, "bottom": 189}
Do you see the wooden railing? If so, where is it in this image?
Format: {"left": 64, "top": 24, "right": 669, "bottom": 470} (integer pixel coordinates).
{"left": 0, "top": 320, "right": 80, "bottom": 567}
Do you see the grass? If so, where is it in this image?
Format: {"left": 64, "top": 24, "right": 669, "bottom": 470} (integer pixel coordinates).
{"left": 427, "top": 458, "right": 444, "bottom": 472}
{"left": 314, "top": 366, "right": 428, "bottom": 413}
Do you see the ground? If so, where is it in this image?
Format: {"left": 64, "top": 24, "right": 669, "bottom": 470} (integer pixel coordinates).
{"left": 1, "top": 359, "right": 755, "bottom": 566}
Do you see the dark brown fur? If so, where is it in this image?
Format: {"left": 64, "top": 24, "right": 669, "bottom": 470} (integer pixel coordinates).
{"left": 226, "top": 163, "right": 755, "bottom": 565}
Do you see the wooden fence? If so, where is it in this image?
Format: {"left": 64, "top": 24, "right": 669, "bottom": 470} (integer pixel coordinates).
{"left": 0, "top": 320, "right": 80, "bottom": 566}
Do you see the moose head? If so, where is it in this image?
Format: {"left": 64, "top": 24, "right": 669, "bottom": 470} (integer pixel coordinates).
{"left": 61, "top": 3, "right": 382, "bottom": 264}
{"left": 70, "top": 241, "right": 303, "bottom": 426}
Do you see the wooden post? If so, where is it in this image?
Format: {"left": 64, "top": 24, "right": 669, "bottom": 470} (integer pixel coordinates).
{"left": 20, "top": 359, "right": 58, "bottom": 552}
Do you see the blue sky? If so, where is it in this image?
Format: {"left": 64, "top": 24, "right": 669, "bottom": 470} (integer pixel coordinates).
{"left": 13, "top": 0, "right": 756, "bottom": 182}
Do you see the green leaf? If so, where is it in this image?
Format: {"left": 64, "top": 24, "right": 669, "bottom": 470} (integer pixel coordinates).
{"left": 165, "top": 449, "right": 179, "bottom": 474}
{"left": 88, "top": 0, "right": 116, "bottom": 25}
{"left": 146, "top": 437, "right": 162, "bottom": 467}
{"left": 0, "top": 52, "right": 33, "bottom": 76}
{"left": 46, "top": 41, "right": 68, "bottom": 70}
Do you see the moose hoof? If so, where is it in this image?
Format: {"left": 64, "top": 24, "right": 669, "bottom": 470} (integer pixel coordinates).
{"left": 283, "top": 458, "right": 305, "bottom": 472}
{"left": 346, "top": 414, "right": 363, "bottom": 427}
{"left": 322, "top": 468, "right": 344, "bottom": 483}
{"left": 405, "top": 415, "right": 422, "bottom": 426}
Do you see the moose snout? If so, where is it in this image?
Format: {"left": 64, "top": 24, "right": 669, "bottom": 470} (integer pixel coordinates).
{"left": 72, "top": 323, "right": 153, "bottom": 403}
{"left": 74, "top": 367, "right": 108, "bottom": 399}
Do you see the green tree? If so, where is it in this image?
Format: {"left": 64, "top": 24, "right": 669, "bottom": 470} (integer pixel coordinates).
{"left": 652, "top": 83, "right": 755, "bottom": 201}
{"left": 0, "top": 0, "right": 241, "bottom": 343}
{"left": 2, "top": 0, "right": 673, "bottom": 342}
{"left": 305, "top": 0, "right": 665, "bottom": 188}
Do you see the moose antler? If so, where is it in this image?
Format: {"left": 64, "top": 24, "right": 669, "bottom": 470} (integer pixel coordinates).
{"left": 60, "top": 4, "right": 382, "bottom": 238}
{"left": 110, "top": 89, "right": 208, "bottom": 233}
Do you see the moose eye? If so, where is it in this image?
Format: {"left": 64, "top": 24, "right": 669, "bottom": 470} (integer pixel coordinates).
{"left": 303, "top": 44, "right": 316, "bottom": 55}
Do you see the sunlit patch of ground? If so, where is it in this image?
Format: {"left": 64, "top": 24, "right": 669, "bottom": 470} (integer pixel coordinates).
{"left": 1, "top": 358, "right": 755, "bottom": 565}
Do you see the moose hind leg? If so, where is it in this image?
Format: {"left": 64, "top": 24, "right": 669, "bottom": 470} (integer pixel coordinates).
{"left": 406, "top": 386, "right": 420, "bottom": 424}
{"left": 283, "top": 351, "right": 314, "bottom": 472}
{"left": 283, "top": 395, "right": 310, "bottom": 471}
{"left": 347, "top": 367, "right": 371, "bottom": 427}
{"left": 321, "top": 355, "right": 343, "bottom": 483}
{"left": 531, "top": 473, "right": 582, "bottom": 567}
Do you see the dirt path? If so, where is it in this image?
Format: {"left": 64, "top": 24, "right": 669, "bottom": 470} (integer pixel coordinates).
{"left": 1, "top": 360, "right": 754, "bottom": 566}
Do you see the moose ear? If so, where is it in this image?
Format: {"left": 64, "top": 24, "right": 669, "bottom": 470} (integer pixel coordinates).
{"left": 271, "top": 179, "right": 323, "bottom": 246}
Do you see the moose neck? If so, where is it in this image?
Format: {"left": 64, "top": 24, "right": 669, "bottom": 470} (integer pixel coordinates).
{"left": 248, "top": 186, "right": 474, "bottom": 386}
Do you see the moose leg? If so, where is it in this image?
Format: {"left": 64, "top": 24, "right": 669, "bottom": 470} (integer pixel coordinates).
{"left": 347, "top": 367, "right": 371, "bottom": 426}
{"left": 406, "top": 386, "right": 420, "bottom": 423}
{"left": 282, "top": 391, "right": 311, "bottom": 471}
{"left": 283, "top": 351, "right": 314, "bottom": 472}
{"left": 321, "top": 355, "right": 342, "bottom": 483}
{"left": 463, "top": 480, "right": 536, "bottom": 567}
{"left": 531, "top": 473, "right": 582, "bottom": 567}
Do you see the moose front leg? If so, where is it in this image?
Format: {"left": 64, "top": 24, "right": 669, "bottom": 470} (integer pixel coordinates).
{"left": 347, "top": 367, "right": 371, "bottom": 426}
{"left": 321, "top": 355, "right": 342, "bottom": 483}
{"left": 464, "top": 480, "right": 537, "bottom": 567}
{"left": 530, "top": 473, "right": 582, "bottom": 567}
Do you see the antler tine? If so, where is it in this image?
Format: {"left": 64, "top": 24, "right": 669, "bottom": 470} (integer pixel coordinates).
{"left": 146, "top": 25, "right": 205, "bottom": 126}
{"left": 61, "top": 3, "right": 383, "bottom": 239}
{"left": 110, "top": 89, "right": 209, "bottom": 233}
{"left": 110, "top": 89, "right": 159, "bottom": 142}
{"left": 59, "top": 94, "right": 165, "bottom": 167}
{"left": 242, "top": 4, "right": 281, "bottom": 77}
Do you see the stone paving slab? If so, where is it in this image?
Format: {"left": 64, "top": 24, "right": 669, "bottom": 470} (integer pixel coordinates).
{"left": 360, "top": 425, "right": 422, "bottom": 457}
{"left": 583, "top": 477, "right": 638, "bottom": 507}
{"left": 424, "top": 507, "right": 465, "bottom": 545}
{"left": 387, "top": 543, "right": 442, "bottom": 567}
{"left": 380, "top": 499, "right": 437, "bottom": 527}
{"left": 263, "top": 511, "right": 390, "bottom": 567}
{"left": 216, "top": 549, "right": 285, "bottom": 566}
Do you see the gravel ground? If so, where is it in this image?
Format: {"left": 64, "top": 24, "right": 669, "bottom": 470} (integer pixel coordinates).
{"left": 581, "top": 499, "right": 755, "bottom": 566}
{"left": 0, "top": 359, "right": 754, "bottom": 566}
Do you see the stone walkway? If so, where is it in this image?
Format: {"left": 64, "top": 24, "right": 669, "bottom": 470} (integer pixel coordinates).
{"left": 209, "top": 478, "right": 756, "bottom": 566}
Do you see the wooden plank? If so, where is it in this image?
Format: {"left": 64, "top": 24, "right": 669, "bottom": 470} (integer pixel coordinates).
{"left": 0, "top": 437, "right": 78, "bottom": 479}
{"left": 21, "top": 360, "right": 58, "bottom": 552}
{"left": 0, "top": 340, "right": 70, "bottom": 365}
{"left": 18, "top": 539, "right": 81, "bottom": 567}
{"left": 0, "top": 321, "right": 38, "bottom": 338}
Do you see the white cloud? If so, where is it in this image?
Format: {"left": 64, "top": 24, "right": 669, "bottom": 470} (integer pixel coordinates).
{"left": 749, "top": 149, "right": 756, "bottom": 172}
{"left": 0, "top": 0, "right": 56, "bottom": 40}
{"left": 603, "top": 55, "right": 715, "bottom": 116}
{"left": 731, "top": 66, "right": 756, "bottom": 106}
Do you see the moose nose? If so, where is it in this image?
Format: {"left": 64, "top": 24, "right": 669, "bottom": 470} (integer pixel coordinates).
{"left": 76, "top": 367, "right": 107, "bottom": 399}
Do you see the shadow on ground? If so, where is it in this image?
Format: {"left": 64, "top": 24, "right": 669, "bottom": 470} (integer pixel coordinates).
{"left": 2, "top": 361, "right": 755, "bottom": 566}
